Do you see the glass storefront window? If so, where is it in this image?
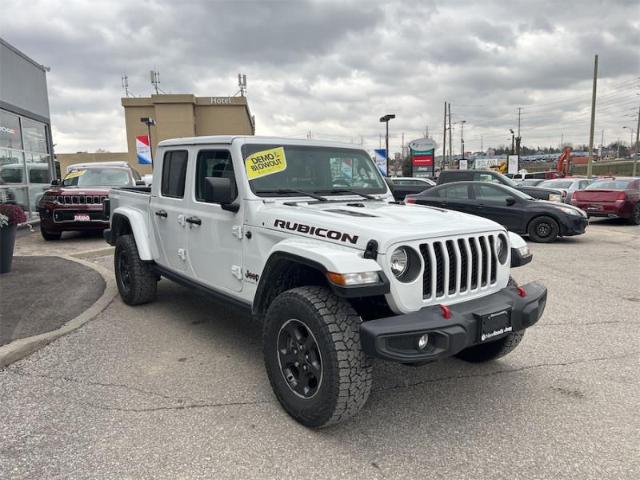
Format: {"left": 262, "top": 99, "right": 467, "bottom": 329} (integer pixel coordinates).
{"left": 21, "top": 117, "right": 48, "bottom": 153}
{"left": 0, "top": 110, "right": 23, "bottom": 150}
{"left": 0, "top": 148, "right": 26, "bottom": 184}
{"left": 0, "top": 186, "right": 29, "bottom": 214}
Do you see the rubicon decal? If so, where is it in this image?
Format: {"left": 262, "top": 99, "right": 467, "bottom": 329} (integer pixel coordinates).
{"left": 274, "top": 220, "right": 359, "bottom": 245}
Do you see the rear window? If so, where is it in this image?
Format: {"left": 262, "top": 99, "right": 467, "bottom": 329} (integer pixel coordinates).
{"left": 586, "top": 180, "right": 632, "bottom": 190}
{"left": 539, "top": 180, "right": 573, "bottom": 189}
{"left": 161, "top": 150, "right": 188, "bottom": 198}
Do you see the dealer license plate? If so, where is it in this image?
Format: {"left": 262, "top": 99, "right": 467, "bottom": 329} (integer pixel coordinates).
{"left": 480, "top": 310, "right": 512, "bottom": 342}
{"left": 74, "top": 214, "right": 91, "bottom": 222}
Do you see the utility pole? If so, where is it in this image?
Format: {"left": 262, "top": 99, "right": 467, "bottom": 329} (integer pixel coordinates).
{"left": 635, "top": 106, "right": 640, "bottom": 176}
{"left": 448, "top": 103, "right": 452, "bottom": 165}
{"left": 460, "top": 121, "right": 466, "bottom": 159}
{"left": 425, "top": 125, "right": 429, "bottom": 138}
{"left": 401, "top": 132, "right": 405, "bottom": 159}
{"left": 442, "top": 101, "right": 447, "bottom": 170}
{"left": 516, "top": 107, "right": 522, "bottom": 157}
{"left": 560, "top": 133, "right": 564, "bottom": 148}
{"left": 586, "top": 54, "right": 598, "bottom": 178}
{"left": 480, "top": 135, "right": 483, "bottom": 152}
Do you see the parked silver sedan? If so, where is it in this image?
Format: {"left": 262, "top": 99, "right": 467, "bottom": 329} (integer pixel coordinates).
{"left": 537, "top": 178, "right": 593, "bottom": 204}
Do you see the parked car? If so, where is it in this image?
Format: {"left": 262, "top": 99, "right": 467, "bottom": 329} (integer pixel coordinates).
{"left": 437, "top": 170, "right": 563, "bottom": 201}
{"left": 104, "top": 135, "right": 547, "bottom": 428}
{"left": 571, "top": 177, "right": 640, "bottom": 225}
{"left": 385, "top": 176, "right": 435, "bottom": 201}
{"left": 38, "top": 163, "right": 144, "bottom": 240}
{"left": 406, "top": 181, "right": 588, "bottom": 242}
{"left": 537, "top": 178, "right": 593, "bottom": 204}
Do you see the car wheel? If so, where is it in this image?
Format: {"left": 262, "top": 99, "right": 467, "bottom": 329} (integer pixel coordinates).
{"left": 40, "top": 224, "right": 61, "bottom": 241}
{"left": 455, "top": 330, "right": 525, "bottom": 363}
{"left": 114, "top": 234, "right": 157, "bottom": 305}
{"left": 527, "top": 216, "right": 559, "bottom": 243}
{"left": 628, "top": 204, "right": 640, "bottom": 225}
{"left": 263, "top": 286, "right": 372, "bottom": 428}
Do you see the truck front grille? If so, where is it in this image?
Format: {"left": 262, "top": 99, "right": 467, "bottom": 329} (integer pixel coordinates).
{"left": 419, "top": 234, "right": 498, "bottom": 300}
{"left": 57, "top": 195, "right": 107, "bottom": 205}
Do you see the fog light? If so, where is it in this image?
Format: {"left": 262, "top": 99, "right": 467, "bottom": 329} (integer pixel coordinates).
{"left": 417, "top": 334, "right": 429, "bottom": 350}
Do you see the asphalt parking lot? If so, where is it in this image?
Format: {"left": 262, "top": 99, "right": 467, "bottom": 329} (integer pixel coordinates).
{"left": 1, "top": 219, "right": 639, "bottom": 479}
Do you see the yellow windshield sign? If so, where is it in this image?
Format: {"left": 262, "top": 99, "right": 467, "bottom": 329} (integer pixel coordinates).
{"left": 245, "top": 147, "right": 287, "bottom": 180}
{"left": 64, "top": 170, "right": 86, "bottom": 180}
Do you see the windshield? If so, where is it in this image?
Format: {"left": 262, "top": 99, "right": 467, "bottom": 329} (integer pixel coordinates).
{"left": 242, "top": 144, "right": 387, "bottom": 196}
{"left": 539, "top": 180, "right": 573, "bottom": 189}
{"left": 518, "top": 179, "right": 542, "bottom": 186}
{"left": 62, "top": 168, "right": 131, "bottom": 187}
{"left": 499, "top": 175, "right": 518, "bottom": 187}
{"left": 586, "top": 179, "right": 632, "bottom": 190}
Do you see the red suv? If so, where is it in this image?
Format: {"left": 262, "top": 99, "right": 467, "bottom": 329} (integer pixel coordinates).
{"left": 38, "top": 163, "right": 144, "bottom": 240}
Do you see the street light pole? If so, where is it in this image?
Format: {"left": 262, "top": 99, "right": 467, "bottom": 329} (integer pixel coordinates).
{"left": 460, "top": 120, "right": 466, "bottom": 159}
{"left": 140, "top": 117, "right": 157, "bottom": 166}
{"left": 379, "top": 114, "right": 396, "bottom": 176}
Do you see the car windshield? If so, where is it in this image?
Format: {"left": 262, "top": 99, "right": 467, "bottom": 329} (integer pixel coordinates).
{"left": 518, "top": 179, "right": 542, "bottom": 186}
{"left": 499, "top": 175, "right": 518, "bottom": 187}
{"left": 586, "top": 180, "right": 632, "bottom": 190}
{"left": 62, "top": 168, "right": 131, "bottom": 187}
{"left": 242, "top": 144, "right": 387, "bottom": 196}
{"left": 539, "top": 180, "right": 574, "bottom": 188}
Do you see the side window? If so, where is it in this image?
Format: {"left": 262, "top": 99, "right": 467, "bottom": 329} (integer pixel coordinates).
{"left": 161, "top": 150, "right": 188, "bottom": 198}
{"left": 195, "top": 150, "right": 236, "bottom": 203}
{"left": 443, "top": 184, "right": 470, "bottom": 200}
{"left": 475, "top": 184, "right": 507, "bottom": 202}
{"left": 474, "top": 172, "right": 500, "bottom": 184}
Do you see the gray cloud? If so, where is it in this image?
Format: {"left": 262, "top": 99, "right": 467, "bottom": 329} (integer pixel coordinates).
{"left": 3, "top": 0, "right": 639, "bottom": 154}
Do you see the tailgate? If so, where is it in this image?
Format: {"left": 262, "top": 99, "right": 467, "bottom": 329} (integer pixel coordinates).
{"left": 574, "top": 190, "right": 622, "bottom": 203}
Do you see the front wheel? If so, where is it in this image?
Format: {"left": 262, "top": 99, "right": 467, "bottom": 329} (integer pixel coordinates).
{"left": 40, "top": 224, "right": 61, "bottom": 241}
{"left": 455, "top": 331, "right": 525, "bottom": 363}
{"left": 263, "top": 286, "right": 372, "bottom": 428}
{"left": 527, "top": 216, "right": 559, "bottom": 243}
{"left": 114, "top": 234, "right": 157, "bottom": 305}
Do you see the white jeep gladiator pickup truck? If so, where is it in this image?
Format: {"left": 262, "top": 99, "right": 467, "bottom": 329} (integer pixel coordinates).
{"left": 104, "top": 136, "right": 546, "bottom": 428}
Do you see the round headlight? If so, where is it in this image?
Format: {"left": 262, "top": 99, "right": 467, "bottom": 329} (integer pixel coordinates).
{"left": 496, "top": 234, "right": 508, "bottom": 264}
{"left": 390, "top": 247, "right": 409, "bottom": 277}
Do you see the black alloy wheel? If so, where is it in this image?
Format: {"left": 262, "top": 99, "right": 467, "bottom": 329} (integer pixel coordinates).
{"left": 528, "top": 216, "right": 559, "bottom": 243}
{"left": 629, "top": 204, "right": 640, "bottom": 225}
{"left": 117, "top": 249, "right": 132, "bottom": 293}
{"left": 277, "top": 319, "right": 322, "bottom": 398}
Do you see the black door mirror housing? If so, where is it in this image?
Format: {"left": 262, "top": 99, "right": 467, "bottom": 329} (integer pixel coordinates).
{"left": 51, "top": 179, "right": 60, "bottom": 186}
{"left": 505, "top": 197, "right": 516, "bottom": 206}
{"left": 203, "top": 177, "right": 239, "bottom": 212}
{"left": 135, "top": 180, "right": 146, "bottom": 186}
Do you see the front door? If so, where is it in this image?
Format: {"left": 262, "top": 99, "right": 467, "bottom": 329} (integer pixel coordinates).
{"left": 150, "top": 149, "right": 190, "bottom": 273}
{"left": 184, "top": 148, "right": 244, "bottom": 293}
{"left": 472, "top": 183, "right": 524, "bottom": 232}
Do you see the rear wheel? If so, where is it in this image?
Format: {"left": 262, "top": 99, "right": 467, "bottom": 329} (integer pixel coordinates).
{"left": 40, "top": 224, "right": 61, "bottom": 241}
{"left": 263, "top": 286, "right": 372, "bottom": 428}
{"left": 527, "top": 216, "right": 559, "bottom": 243}
{"left": 114, "top": 234, "right": 157, "bottom": 305}
{"left": 628, "top": 203, "right": 640, "bottom": 225}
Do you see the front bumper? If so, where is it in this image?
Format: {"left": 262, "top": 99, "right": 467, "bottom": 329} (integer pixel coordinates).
{"left": 360, "top": 281, "right": 547, "bottom": 362}
{"left": 560, "top": 216, "right": 588, "bottom": 236}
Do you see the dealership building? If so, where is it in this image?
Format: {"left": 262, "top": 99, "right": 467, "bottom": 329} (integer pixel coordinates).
{"left": 0, "top": 37, "right": 54, "bottom": 219}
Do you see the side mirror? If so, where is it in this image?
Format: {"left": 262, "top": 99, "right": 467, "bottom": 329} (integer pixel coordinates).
{"left": 135, "top": 180, "right": 146, "bottom": 186}
{"left": 204, "top": 177, "right": 239, "bottom": 212}
{"left": 505, "top": 197, "right": 516, "bottom": 206}
{"left": 51, "top": 179, "right": 60, "bottom": 186}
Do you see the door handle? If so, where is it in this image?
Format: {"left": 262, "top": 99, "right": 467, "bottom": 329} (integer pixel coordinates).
{"left": 155, "top": 210, "right": 168, "bottom": 218}
{"left": 186, "top": 216, "right": 202, "bottom": 226}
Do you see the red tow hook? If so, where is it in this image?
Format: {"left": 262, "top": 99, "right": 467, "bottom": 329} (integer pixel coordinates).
{"left": 517, "top": 286, "right": 527, "bottom": 298}
{"left": 439, "top": 304, "right": 451, "bottom": 319}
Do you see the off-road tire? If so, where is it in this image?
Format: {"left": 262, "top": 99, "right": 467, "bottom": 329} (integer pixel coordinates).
{"left": 40, "top": 225, "right": 61, "bottom": 241}
{"left": 263, "top": 286, "right": 372, "bottom": 428}
{"left": 114, "top": 234, "right": 157, "bottom": 305}
{"left": 455, "top": 330, "right": 525, "bottom": 363}
{"left": 527, "top": 215, "right": 559, "bottom": 243}
{"left": 628, "top": 203, "right": 640, "bottom": 225}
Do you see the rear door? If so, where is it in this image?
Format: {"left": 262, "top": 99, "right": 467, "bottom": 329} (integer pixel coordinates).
{"left": 440, "top": 183, "right": 474, "bottom": 213}
{"left": 149, "top": 149, "right": 190, "bottom": 273}
{"left": 472, "top": 183, "right": 524, "bottom": 231}
{"left": 184, "top": 148, "right": 244, "bottom": 293}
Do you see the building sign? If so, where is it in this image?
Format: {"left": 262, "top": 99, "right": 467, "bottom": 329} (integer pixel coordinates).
{"left": 209, "top": 97, "right": 233, "bottom": 105}
{"left": 459, "top": 159, "right": 468, "bottom": 170}
{"left": 373, "top": 149, "right": 387, "bottom": 176}
{"left": 136, "top": 135, "right": 152, "bottom": 164}
{"left": 508, "top": 155, "right": 519, "bottom": 175}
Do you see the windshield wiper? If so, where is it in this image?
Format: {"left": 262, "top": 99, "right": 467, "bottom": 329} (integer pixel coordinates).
{"left": 318, "top": 189, "right": 378, "bottom": 200}
{"left": 255, "top": 189, "right": 328, "bottom": 202}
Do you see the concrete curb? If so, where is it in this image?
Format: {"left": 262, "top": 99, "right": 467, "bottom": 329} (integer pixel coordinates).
{"left": 0, "top": 255, "right": 117, "bottom": 369}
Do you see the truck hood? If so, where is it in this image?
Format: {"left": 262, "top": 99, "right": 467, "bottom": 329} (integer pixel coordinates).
{"left": 47, "top": 186, "right": 112, "bottom": 195}
{"left": 252, "top": 199, "right": 505, "bottom": 252}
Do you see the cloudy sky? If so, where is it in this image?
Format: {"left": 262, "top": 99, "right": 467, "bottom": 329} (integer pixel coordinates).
{"left": 3, "top": 0, "right": 639, "bottom": 155}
